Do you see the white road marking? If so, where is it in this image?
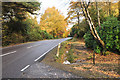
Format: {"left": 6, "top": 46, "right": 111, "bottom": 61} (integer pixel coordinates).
{"left": 33, "top": 44, "right": 40, "bottom": 47}
{"left": 34, "top": 43, "right": 61, "bottom": 62}
{"left": 2, "top": 42, "right": 32, "bottom": 49}
{"left": 21, "top": 65, "right": 30, "bottom": 72}
{"left": 27, "top": 44, "right": 41, "bottom": 49}
{"left": 0, "top": 51, "right": 16, "bottom": 57}
{"left": 27, "top": 46, "right": 33, "bottom": 49}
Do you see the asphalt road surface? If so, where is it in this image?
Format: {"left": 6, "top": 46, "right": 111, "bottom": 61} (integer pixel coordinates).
{"left": 1, "top": 37, "right": 72, "bottom": 78}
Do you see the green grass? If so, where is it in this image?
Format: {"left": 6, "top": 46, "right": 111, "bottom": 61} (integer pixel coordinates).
{"left": 56, "top": 41, "right": 77, "bottom": 63}
{"left": 71, "top": 38, "right": 77, "bottom": 42}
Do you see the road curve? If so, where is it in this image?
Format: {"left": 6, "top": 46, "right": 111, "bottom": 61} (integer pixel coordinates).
{"left": 2, "top": 37, "right": 72, "bottom": 78}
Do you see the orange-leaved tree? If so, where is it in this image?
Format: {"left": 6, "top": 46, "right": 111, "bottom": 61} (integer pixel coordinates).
{"left": 40, "top": 7, "right": 68, "bottom": 38}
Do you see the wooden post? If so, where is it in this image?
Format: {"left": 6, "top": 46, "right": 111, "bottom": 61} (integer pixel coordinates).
{"left": 93, "top": 51, "right": 95, "bottom": 65}
{"left": 56, "top": 43, "right": 61, "bottom": 57}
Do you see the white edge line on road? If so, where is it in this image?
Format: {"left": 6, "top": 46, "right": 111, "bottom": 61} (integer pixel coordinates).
{"left": 34, "top": 43, "right": 61, "bottom": 62}
{"left": 21, "top": 65, "right": 30, "bottom": 72}
{"left": 0, "top": 51, "right": 16, "bottom": 57}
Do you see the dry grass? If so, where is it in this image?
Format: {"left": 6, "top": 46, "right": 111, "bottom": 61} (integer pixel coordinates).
{"left": 68, "top": 39, "right": 120, "bottom": 78}
{"left": 42, "top": 38, "right": 120, "bottom": 78}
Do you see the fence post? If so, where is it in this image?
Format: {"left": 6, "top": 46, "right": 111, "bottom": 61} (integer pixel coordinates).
{"left": 56, "top": 43, "right": 61, "bottom": 57}
{"left": 93, "top": 51, "right": 95, "bottom": 65}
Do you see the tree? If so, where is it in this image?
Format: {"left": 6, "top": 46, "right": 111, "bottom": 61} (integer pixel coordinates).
{"left": 67, "top": 0, "right": 119, "bottom": 64}
{"left": 95, "top": 1, "right": 101, "bottom": 28}
{"left": 77, "top": 1, "right": 104, "bottom": 64}
{"left": 2, "top": 2, "right": 41, "bottom": 21}
{"left": 77, "top": 1, "right": 105, "bottom": 49}
{"left": 40, "top": 7, "right": 67, "bottom": 38}
{"left": 2, "top": 2, "right": 41, "bottom": 34}
{"left": 70, "top": 20, "right": 89, "bottom": 38}
{"left": 65, "top": 1, "right": 82, "bottom": 26}
{"left": 2, "top": 2, "right": 42, "bottom": 46}
{"left": 68, "top": 1, "right": 119, "bottom": 49}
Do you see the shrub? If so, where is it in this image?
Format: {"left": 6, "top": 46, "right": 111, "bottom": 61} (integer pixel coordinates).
{"left": 83, "top": 31, "right": 95, "bottom": 49}
{"left": 2, "top": 32, "right": 25, "bottom": 46}
{"left": 66, "top": 49, "right": 75, "bottom": 63}
{"left": 71, "top": 38, "right": 77, "bottom": 42}
{"left": 66, "top": 44, "right": 76, "bottom": 63}
{"left": 70, "top": 20, "right": 89, "bottom": 38}
{"left": 84, "top": 31, "right": 102, "bottom": 54}
{"left": 41, "top": 31, "right": 53, "bottom": 39}
{"left": 84, "top": 17, "right": 120, "bottom": 54}
{"left": 100, "top": 17, "right": 120, "bottom": 52}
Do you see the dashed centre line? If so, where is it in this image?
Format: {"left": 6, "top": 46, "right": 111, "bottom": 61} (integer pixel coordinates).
{"left": 27, "top": 46, "right": 33, "bottom": 49}
{"left": 0, "top": 51, "right": 17, "bottom": 57}
{"left": 2, "top": 38, "right": 71, "bottom": 72}
{"left": 27, "top": 44, "right": 41, "bottom": 49}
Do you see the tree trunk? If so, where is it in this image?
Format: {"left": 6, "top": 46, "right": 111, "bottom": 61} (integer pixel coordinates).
{"left": 118, "top": 1, "right": 120, "bottom": 21}
{"left": 77, "top": 12, "right": 80, "bottom": 26}
{"left": 80, "top": 1, "right": 105, "bottom": 48}
{"left": 108, "top": 0, "right": 111, "bottom": 16}
{"left": 80, "top": 2, "right": 97, "bottom": 39}
{"left": 96, "top": 1, "right": 101, "bottom": 28}
{"left": 93, "top": 52, "right": 95, "bottom": 65}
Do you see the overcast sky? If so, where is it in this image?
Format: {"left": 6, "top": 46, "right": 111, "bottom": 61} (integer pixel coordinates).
{"left": 36, "top": 0, "right": 119, "bottom": 29}
{"left": 38, "top": 0, "right": 70, "bottom": 17}
{"left": 37, "top": 0, "right": 73, "bottom": 28}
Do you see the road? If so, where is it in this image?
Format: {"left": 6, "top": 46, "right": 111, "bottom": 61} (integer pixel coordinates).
{"left": 1, "top": 37, "right": 72, "bottom": 78}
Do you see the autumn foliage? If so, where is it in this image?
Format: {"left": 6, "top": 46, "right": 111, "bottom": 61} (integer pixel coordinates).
{"left": 2, "top": 3, "right": 69, "bottom": 46}
{"left": 40, "top": 7, "right": 68, "bottom": 38}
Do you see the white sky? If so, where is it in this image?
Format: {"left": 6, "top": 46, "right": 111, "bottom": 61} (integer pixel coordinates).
{"left": 37, "top": 0, "right": 70, "bottom": 21}
{"left": 37, "top": 0, "right": 73, "bottom": 29}
{"left": 36, "top": 0, "right": 119, "bottom": 29}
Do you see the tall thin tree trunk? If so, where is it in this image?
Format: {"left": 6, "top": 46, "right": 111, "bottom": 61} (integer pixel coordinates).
{"left": 118, "top": 1, "right": 120, "bottom": 21}
{"left": 80, "top": 2, "right": 97, "bottom": 39}
{"left": 96, "top": 1, "right": 101, "bottom": 28}
{"left": 108, "top": 0, "right": 111, "bottom": 16}
{"left": 80, "top": 1, "right": 105, "bottom": 48}
{"left": 93, "top": 51, "right": 95, "bottom": 65}
{"left": 77, "top": 12, "right": 80, "bottom": 26}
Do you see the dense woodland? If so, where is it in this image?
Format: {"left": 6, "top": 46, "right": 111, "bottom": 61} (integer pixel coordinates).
{"left": 2, "top": 1, "right": 120, "bottom": 55}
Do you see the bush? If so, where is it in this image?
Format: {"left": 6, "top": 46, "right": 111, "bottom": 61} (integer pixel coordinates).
{"left": 84, "top": 17, "right": 120, "bottom": 54}
{"left": 2, "top": 32, "right": 26, "bottom": 46}
{"left": 100, "top": 17, "right": 120, "bottom": 52}
{"left": 28, "top": 27, "right": 54, "bottom": 41}
{"left": 83, "top": 31, "right": 95, "bottom": 49}
{"left": 39, "top": 30, "right": 53, "bottom": 39}
{"left": 70, "top": 20, "right": 89, "bottom": 38}
{"left": 71, "top": 38, "right": 77, "bottom": 42}
{"left": 84, "top": 31, "right": 103, "bottom": 54}
{"left": 66, "top": 49, "right": 75, "bottom": 63}
{"left": 2, "top": 18, "right": 54, "bottom": 46}
{"left": 66, "top": 44, "right": 76, "bottom": 63}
